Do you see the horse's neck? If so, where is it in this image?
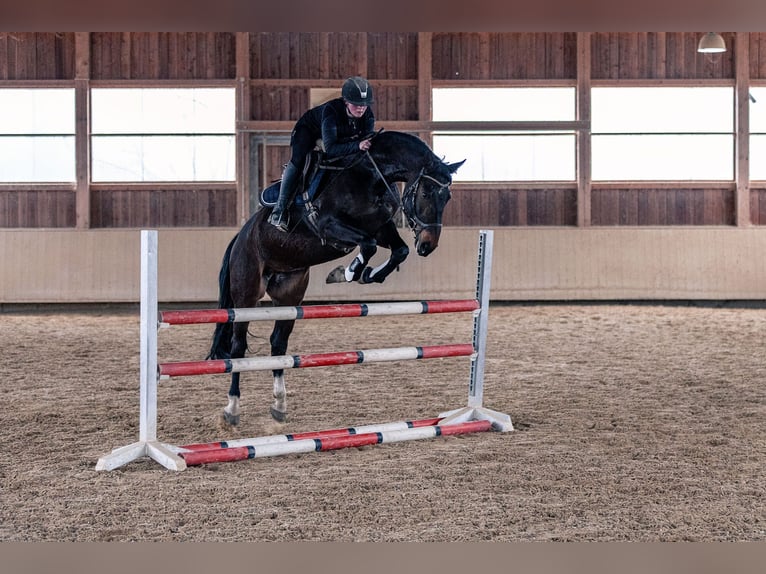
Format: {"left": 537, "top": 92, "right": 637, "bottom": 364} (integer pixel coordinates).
{"left": 371, "top": 146, "right": 431, "bottom": 183}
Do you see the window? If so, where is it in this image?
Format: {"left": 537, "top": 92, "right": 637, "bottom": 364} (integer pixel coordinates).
{"left": 750, "top": 87, "right": 766, "bottom": 181}
{"left": 431, "top": 87, "right": 576, "bottom": 181}
{"left": 591, "top": 87, "right": 734, "bottom": 181}
{"left": 0, "top": 89, "right": 75, "bottom": 183}
{"left": 91, "top": 88, "right": 236, "bottom": 182}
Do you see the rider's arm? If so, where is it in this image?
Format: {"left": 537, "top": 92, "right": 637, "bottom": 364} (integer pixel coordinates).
{"left": 321, "top": 106, "right": 367, "bottom": 158}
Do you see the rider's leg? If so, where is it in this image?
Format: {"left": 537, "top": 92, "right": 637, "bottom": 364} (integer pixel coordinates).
{"left": 268, "top": 160, "right": 300, "bottom": 232}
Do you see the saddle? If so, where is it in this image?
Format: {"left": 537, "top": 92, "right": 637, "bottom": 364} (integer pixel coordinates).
{"left": 259, "top": 150, "right": 326, "bottom": 209}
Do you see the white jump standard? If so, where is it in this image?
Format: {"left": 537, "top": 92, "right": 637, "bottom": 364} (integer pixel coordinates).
{"left": 96, "top": 229, "right": 511, "bottom": 471}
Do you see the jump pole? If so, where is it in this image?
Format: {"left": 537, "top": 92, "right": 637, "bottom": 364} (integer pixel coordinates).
{"left": 176, "top": 420, "right": 493, "bottom": 466}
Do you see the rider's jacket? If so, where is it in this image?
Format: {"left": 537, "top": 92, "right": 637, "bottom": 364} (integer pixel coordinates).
{"left": 295, "top": 97, "right": 375, "bottom": 158}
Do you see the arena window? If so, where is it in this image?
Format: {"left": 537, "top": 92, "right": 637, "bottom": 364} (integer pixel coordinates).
{"left": 90, "top": 88, "right": 236, "bottom": 183}
{"left": 0, "top": 88, "right": 75, "bottom": 183}
{"left": 431, "top": 87, "right": 576, "bottom": 182}
{"left": 591, "top": 86, "right": 734, "bottom": 181}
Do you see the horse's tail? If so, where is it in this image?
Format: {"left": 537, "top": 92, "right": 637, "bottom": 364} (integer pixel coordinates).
{"left": 206, "top": 235, "right": 237, "bottom": 360}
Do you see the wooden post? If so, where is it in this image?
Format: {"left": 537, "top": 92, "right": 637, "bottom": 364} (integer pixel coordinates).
{"left": 74, "top": 33, "right": 90, "bottom": 230}
{"left": 735, "top": 32, "right": 751, "bottom": 227}
{"left": 576, "top": 32, "right": 592, "bottom": 227}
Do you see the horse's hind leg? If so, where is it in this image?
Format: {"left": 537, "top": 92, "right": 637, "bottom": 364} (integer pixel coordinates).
{"left": 268, "top": 319, "right": 296, "bottom": 422}
{"left": 223, "top": 321, "right": 250, "bottom": 426}
{"left": 266, "top": 269, "right": 310, "bottom": 422}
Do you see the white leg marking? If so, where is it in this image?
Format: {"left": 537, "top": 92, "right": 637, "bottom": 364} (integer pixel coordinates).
{"left": 272, "top": 373, "right": 287, "bottom": 414}
{"left": 225, "top": 395, "right": 240, "bottom": 418}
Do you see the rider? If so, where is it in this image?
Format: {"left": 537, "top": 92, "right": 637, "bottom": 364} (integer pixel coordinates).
{"left": 267, "top": 76, "right": 376, "bottom": 231}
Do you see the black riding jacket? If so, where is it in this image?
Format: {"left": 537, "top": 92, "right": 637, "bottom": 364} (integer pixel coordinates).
{"left": 295, "top": 97, "right": 375, "bottom": 158}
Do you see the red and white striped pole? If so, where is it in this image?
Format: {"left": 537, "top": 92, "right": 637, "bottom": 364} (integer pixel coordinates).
{"left": 176, "top": 416, "right": 444, "bottom": 453}
{"left": 178, "top": 420, "right": 493, "bottom": 466}
{"left": 159, "top": 299, "right": 479, "bottom": 326}
{"left": 159, "top": 343, "right": 475, "bottom": 378}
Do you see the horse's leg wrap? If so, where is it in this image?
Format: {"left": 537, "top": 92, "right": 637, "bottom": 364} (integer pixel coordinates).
{"left": 361, "top": 244, "right": 409, "bottom": 284}
{"left": 343, "top": 241, "right": 377, "bottom": 282}
{"left": 344, "top": 255, "right": 366, "bottom": 282}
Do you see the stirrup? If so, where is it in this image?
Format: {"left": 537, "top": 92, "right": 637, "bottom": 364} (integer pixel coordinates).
{"left": 268, "top": 210, "right": 289, "bottom": 232}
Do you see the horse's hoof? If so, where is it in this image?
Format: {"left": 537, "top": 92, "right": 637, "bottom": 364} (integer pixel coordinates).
{"left": 222, "top": 410, "right": 240, "bottom": 426}
{"left": 270, "top": 407, "right": 287, "bottom": 422}
{"left": 325, "top": 266, "right": 347, "bottom": 284}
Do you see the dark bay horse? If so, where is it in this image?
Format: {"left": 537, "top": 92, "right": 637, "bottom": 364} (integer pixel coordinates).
{"left": 207, "top": 130, "right": 464, "bottom": 425}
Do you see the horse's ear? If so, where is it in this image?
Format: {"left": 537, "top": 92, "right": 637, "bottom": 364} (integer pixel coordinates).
{"left": 447, "top": 159, "right": 466, "bottom": 174}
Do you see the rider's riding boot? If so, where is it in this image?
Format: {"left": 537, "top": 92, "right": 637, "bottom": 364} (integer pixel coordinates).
{"left": 268, "top": 161, "right": 300, "bottom": 232}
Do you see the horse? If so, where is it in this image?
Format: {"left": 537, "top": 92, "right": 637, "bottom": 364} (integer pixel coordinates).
{"left": 207, "top": 130, "right": 464, "bottom": 425}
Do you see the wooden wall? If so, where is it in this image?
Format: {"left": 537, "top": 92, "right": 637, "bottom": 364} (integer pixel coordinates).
{"left": 1, "top": 32, "right": 766, "bottom": 232}
{"left": 432, "top": 32, "right": 577, "bottom": 79}
{"left": 0, "top": 32, "right": 75, "bottom": 79}
{"left": 590, "top": 32, "right": 736, "bottom": 79}
{"left": 90, "top": 32, "right": 237, "bottom": 80}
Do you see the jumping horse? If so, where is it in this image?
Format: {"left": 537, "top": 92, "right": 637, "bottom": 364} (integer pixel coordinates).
{"left": 207, "top": 130, "right": 464, "bottom": 425}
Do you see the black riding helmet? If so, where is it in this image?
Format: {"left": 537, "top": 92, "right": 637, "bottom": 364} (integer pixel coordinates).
{"left": 342, "top": 76, "right": 374, "bottom": 106}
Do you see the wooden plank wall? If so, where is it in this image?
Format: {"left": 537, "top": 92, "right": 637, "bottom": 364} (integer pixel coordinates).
{"left": 0, "top": 32, "right": 74, "bottom": 79}
{"left": 1, "top": 32, "right": 766, "bottom": 230}
{"left": 432, "top": 32, "right": 576, "bottom": 79}
{"left": 445, "top": 186, "right": 577, "bottom": 226}
{"left": 590, "top": 32, "right": 735, "bottom": 79}
{"left": 90, "top": 32, "right": 236, "bottom": 80}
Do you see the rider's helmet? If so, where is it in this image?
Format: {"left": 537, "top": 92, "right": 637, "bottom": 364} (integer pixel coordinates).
{"left": 341, "top": 76, "right": 374, "bottom": 106}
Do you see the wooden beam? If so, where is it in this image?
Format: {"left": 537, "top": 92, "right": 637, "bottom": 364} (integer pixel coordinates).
{"left": 237, "top": 120, "right": 590, "bottom": 133}
{"left": 74, "top": 33, "right": 90, "bottom": 230}
{"left": 735, "top": 32, "right": 750, "bottom": 227}
{"left": 576, "top": 32, "right": 592, "bottom": 227}
{"left": 236, "top": 32, "right": 251, "bottom": 224}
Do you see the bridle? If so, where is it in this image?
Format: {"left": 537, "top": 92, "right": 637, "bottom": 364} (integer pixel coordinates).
{"left": 401, "top": 167, "right": 452, "bottom": 240}
{"left": 362, "top": 150, "right": 452, "bottom": 241}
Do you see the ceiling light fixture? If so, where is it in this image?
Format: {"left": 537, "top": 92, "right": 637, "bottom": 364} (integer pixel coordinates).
{"left": 697, "top": 32, "right": 726, "bottom": 53}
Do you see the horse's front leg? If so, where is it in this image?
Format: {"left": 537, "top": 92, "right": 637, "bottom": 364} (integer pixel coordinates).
{"left": 269, "top": 318, "right": 296, "bottom": 422}
{"left": 343, "top": 240, "right": 377, "bottom": 282}
{"left": 223, "top": 322, "right": 249, "bottom": 426}
{"left": 359, "top": 222, "right": 410, "bottom": 284}
{"left": 359, "top": 244, "right": 409, "bottom": 283}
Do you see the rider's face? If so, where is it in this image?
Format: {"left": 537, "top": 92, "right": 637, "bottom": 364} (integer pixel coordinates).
{"left": 345, "top": 101, "right": 367, "bottom": 118}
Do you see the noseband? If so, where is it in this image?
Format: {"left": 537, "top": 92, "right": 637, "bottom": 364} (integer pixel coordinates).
{"left": 402, "top": 168, "right": 452, "bottom": 240}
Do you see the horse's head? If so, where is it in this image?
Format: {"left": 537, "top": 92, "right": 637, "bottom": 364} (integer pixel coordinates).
{"left": 402, "top": 158, "right": 465, "bottom": 256}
